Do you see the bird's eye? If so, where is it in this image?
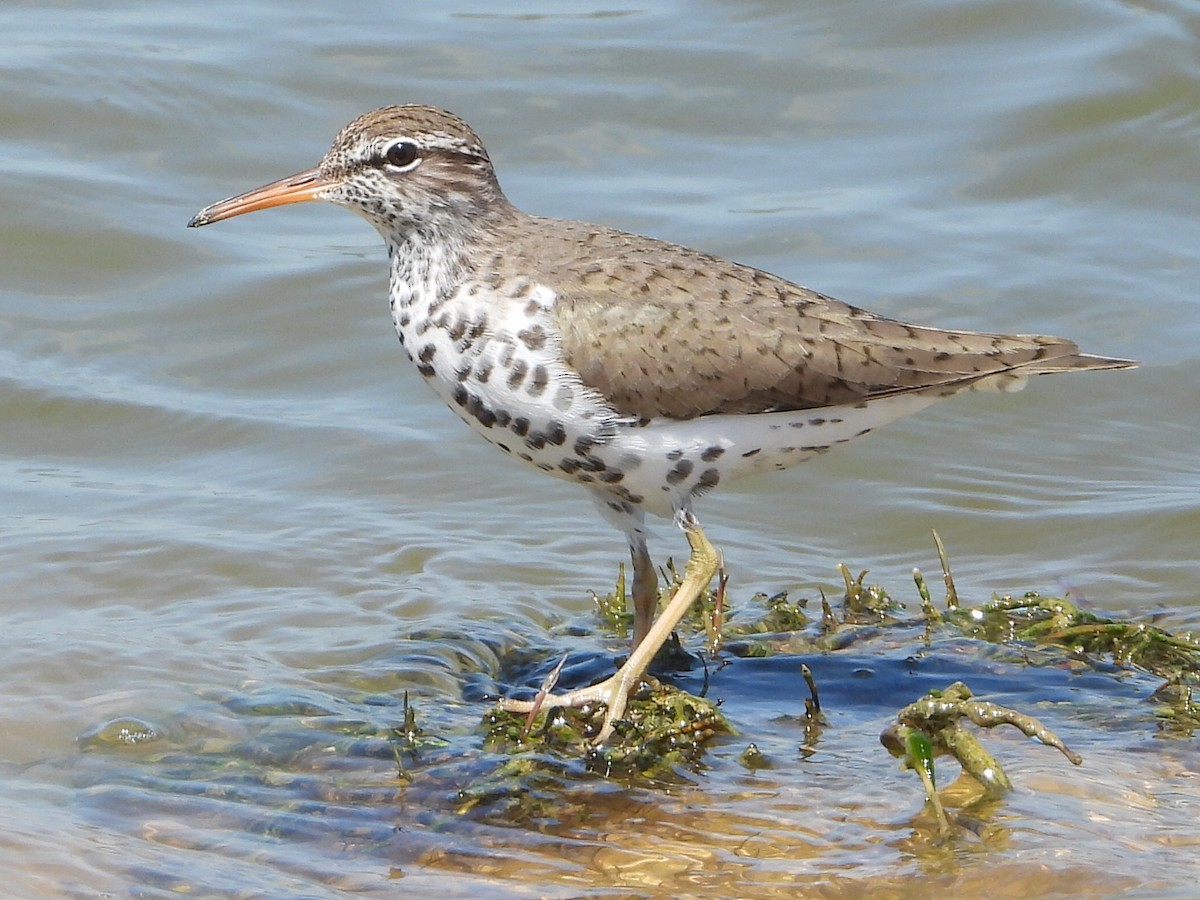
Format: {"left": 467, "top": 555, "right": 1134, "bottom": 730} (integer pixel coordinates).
{"left": 383, "top": 141, "right": 420, "bottom": 169}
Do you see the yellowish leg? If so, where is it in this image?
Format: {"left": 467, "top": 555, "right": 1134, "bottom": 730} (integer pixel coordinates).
{"left": 500, "top": 513, "right": 718, "bottom": 744}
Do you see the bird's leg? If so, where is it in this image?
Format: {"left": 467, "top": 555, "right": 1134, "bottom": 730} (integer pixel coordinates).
{"left": 500, "top": 510, "right": 719, "bottom": 744}
{"left": 629, "top": 534, "right": 658, "bottom": 651}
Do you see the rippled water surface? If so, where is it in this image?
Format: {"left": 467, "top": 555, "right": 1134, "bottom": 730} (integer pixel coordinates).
{"left": 2, "top": 1, "right": 1198, "bottom": 896}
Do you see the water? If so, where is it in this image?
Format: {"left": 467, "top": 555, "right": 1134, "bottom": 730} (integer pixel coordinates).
{"left": 2, "top": 0, "right": 1198, "bottom": 895}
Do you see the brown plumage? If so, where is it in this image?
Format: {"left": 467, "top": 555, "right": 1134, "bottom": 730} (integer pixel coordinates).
{"left": 472, "top": 217, "right": 1129, "bottom": 420}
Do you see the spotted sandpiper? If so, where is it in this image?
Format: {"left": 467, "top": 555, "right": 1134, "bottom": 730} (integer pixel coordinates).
{"left": 190, "top": 105, "right": 1135, "bottom": 743}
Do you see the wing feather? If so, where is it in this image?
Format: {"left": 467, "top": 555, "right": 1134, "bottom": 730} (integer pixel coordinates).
{"left": 488, "top": 218, "right": 1131, "bottom": 420}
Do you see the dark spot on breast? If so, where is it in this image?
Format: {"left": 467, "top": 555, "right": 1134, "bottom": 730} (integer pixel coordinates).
{"left": 507, "top": 359, "right": 529, "bottom": 389}
{"left": 475, "top": 359, "right": 494, "bottom": 383}
{"left": 808, "top": 417, "right": 826, "bottom": 426}
{"left": 696, "top": 468, "right": 720, "bottom": 490}
{"left": 599, "top": 470, "right": 624, "bottom": 483}
{"left": 528, "top": 365, "right": 550, "bottom": 396}
{"left": 452, "top": 385, "right": 468, "bottom": 407}
{"left": 559, "top": 458, "right": 581, "bottom": 474}
{"left": 447, "top": 318, "right": 467, "bottom": 341}
{"left": 497, "top": 442, "right": 511, "bottom": 453}
{"left": 666, "top": 458, "right": 694, "bottom": 485}
{"left": 580, "top": 456, "right": 606, "bottom": 472}
{"left": 474, "top": 404, "right": 497, "bottom": 428}
{"left": 741, "top": 448, "right": 761, "bottom": 458}
{"left": 526, "top": 423, "right": 568, "bottom": 450}
{"left": 512, "top": 417, "right": 530, "bottom": 437}
{"left": 518, "top": 325, "right": 547, "bottom": 351}
{"left": 700, "top": 445, "right": 725, "bottom": 462}
{"left": 462, "top": 392, "right": 494, "bottom": 427}
{"left": 666, "top": 449, "right": 683, "bottom": 461}
{"left": 418, "top": 344, "right": 436, "bottom": 364}
{"left": 493, "top": 409, "right": 511, "bottom": 428}
{"left": 574, "top": 436, "right": 597, "bottom": 457}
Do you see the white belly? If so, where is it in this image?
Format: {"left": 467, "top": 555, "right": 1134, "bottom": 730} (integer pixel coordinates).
{"left": 589, "top": 392, "right": 947, "bottom": 519}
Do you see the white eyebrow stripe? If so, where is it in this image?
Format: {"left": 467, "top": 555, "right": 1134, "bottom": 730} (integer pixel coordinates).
{"left": 360, "top": 133, "right": 483, "bottom": 165}
{"left": 418, "top": 133, "right": 485, "bottom": 155}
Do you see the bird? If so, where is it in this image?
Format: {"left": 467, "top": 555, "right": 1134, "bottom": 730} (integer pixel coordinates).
{"left": 189, "top": 104, "right": 1135, "bottom": 743}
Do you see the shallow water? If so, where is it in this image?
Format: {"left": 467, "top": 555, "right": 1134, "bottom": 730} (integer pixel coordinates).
{"left": 2, "top": 0, "right": 1198, "bottom": 895}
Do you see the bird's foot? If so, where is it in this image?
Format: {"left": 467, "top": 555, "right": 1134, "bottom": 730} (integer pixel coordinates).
{"left": 498, "top": 667, "right": 643, "bottom": 744}
{"left": 500, "top": 514, "right": 719, "bottom": 746}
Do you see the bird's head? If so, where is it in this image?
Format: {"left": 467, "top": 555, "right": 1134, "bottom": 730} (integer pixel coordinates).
{"left": 189, "top": 104, "right": 509, "bottom": 241}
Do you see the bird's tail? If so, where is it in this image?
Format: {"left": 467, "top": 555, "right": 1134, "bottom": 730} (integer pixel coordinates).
{"left": 970, "top": 345, "right": 1137, "bottom": 393}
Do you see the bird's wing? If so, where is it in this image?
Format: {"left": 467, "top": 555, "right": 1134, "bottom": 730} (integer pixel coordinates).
{"left": 539, "top": 224, "right": 1099, "bottom": 420}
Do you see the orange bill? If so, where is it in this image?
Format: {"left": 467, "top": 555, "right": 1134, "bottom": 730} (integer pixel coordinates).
{"left": 188, "top": 166, "right": 333, "bottom": 227}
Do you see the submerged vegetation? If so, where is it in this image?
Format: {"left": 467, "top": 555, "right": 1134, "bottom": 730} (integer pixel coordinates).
{"left": 74, "top": 532, "right": 1200, "bottom": 872}
{"left": 485, "top": 530, "right": 1200, "bottom": 831}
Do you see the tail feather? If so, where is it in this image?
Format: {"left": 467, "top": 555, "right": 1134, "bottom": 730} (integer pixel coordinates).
{"left": 966, "top": 345, "right": 1137, "bottom": 393}
{"left": 1019, "top": 351, "right": 1139, "bottom": 375}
